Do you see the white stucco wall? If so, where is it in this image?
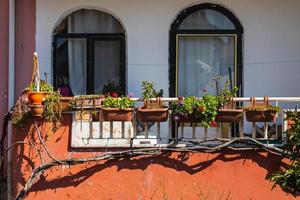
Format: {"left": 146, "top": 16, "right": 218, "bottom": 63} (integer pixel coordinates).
{"left": 36, "top": 0, "right": 300, "bottom": 98}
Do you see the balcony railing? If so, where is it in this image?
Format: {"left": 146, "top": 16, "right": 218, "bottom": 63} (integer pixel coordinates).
{"left": 70, "top": 97, "right": 300, "bottom": 148}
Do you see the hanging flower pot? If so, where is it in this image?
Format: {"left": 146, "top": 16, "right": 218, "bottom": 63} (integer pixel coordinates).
{"left": 28, "top": 91, "right": 47, "bottom": 105}
{"left": 137, "top": 97, "right": 169, "bottom": 122}
{"left": 215, "top": 99, "right": 243, "bottom": 123}
{"left": 244, "top": 97, "right": 279, "bottom": 122}
{"left": 29, "top": 104, "right": 44, "bottom": 117}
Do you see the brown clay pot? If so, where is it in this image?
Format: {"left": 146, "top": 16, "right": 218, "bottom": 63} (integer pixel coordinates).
{"left": 59, "top": 97, "right": 72, "bottom": 111}
{"left": 30, "top": 105, "right": 44, "bottom": 117}
{"left": 137, "top": 98, "right": 169, "bottom": 122}
{"left": 216, "top": 109, "right": 243, "bottom": 123}
{"left": 244, "top": 96, "right": 277, "bottom": 122}
{"left": 245, "top": 110, "right": 277, "bottom": 122}
{"left": 28, "top": 92, "right": 46, "bottom": 105}
{"left": 137, "top": 107, "right": 169, "bottom": 122}
{"left": 101, "top": 108, "right": 134, "bottom": 121}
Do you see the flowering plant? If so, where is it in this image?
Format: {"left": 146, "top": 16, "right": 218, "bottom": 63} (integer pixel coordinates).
{"left": 170, "top": 95, "right": 219, "bottom": 128}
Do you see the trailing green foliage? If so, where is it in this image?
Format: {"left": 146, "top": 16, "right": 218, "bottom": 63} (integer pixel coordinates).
{"left": 43, "top": 91, "right": 62, "bottom": 124}
{"left": 102, "top": 96, "right": 134, "bottom": 109}
{"left": 270, "top": 110, "right": 300, "bottom": 195}
{"left": 11, "top": 81, "right": 62, "bottom": 129}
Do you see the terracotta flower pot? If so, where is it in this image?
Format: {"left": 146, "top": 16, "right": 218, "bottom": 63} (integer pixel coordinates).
{"left": 28, "top": 92, "right": 46, "bottom": 105}
{"left": 59, "top": 97, "right": 73, "bottom": 111}
{"left": 137, "top": 98, "right": 169, "bottom": 122}
{"left": 137, "top": 107, "right": 169, "bottom": 122}
{"left": 101, "top": 107, "right": 134, "bottom": 121}
{"left": 244, "top": 97, "right": 278, "bottom": 122}
{"left": 30, "top": 105, "right": 44, "bottom": 117}
{"left": 216, "top": 109, "right": 243, "bottom": 123}
{"left": 245, "top": 110, "right": 277, "bottom": 122}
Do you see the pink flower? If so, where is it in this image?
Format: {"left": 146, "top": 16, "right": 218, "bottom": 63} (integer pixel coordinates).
{"left": 128, "top": 92, "right": 135, "bottom": 98}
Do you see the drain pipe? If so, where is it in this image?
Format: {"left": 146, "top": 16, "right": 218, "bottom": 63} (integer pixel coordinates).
{"left": 7, "top": 0, "right": 15, "bottom": 199}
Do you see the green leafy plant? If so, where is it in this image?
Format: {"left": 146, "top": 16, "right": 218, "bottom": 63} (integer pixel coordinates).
{"left": 270, "top": 110, "right": 300, "bottom": 195}
{"left": 170, "top": 95, "right": 219, "bottom": 128}
{"left": 217, "top": 80, "right": 238, "bottom": 108}
{"left": 102, "top": 96, "right": 134, "bottom": 109}
{"left": 27, "top": 80, "right": 54, "bottom": 93}
{"left": 141, "top": 81, "right": 163, "bottom": 100}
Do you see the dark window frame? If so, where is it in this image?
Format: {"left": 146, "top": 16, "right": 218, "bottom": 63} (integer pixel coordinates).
{"left": 53, "top": 33, "right": 126, "bottom": 95}
{"left": 169, "top": 3, "right": 244, "bottom": 97}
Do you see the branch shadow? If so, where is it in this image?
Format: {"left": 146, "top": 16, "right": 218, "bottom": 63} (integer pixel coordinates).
{"left": 28, "top": 149, "right": 289, "bottom": 194}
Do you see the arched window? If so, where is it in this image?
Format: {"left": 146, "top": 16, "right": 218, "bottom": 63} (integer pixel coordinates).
{"left": 169, "top": 4, "right": 243, "bottom": 97}
{"left": 53, "top": 9, "right": 126, "bottom": 95}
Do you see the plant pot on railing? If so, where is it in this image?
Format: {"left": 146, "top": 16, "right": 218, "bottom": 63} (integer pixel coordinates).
{"left": 101, "top": 96, "right": 135, "bottom": 122}
{"left": 170, "top": 96, "right": 218, "bottom": 125}
{"left": 137, "top": 97, "right": 169, "bottom": 122}
{"left": 73, "top": 95, "right": 104, "bottom": 109}
{"left": 244, "top": 96, "right": 279, "bottom": 122}
{"left": 59, "top": 97, "right": 73, "bottom": 112}
{"left": 101, "top": 107, "right": 134, "bottom": 121}
{"left": 215, "top": 98, "right": 243, "bottom": 123}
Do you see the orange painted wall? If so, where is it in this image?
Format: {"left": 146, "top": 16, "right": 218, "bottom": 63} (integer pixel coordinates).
{"left": 11, "top": 115, "right": 299, "bottom": 200}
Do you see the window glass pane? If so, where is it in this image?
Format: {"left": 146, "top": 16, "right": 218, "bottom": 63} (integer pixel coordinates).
{"left": 94, "top": 40, "right": 121, "bottom": 94}
{"left": 178, "top": 9, "right": 235, "bottom": 30}
{"left": 67, "top": 9, "right": 124, "bottom": 34}
{"left": 178, "top": 36, "right": 235, "bottom": 96}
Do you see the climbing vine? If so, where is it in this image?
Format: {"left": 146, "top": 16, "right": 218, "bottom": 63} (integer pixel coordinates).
{"left": 270, "top": 110, "right": 300, "bottom": 195}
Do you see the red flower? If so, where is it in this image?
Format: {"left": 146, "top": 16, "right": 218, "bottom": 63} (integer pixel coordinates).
{"left": 210, "top": 121, "right": 217, "bottom": 127}
{"left": 110, "top": 92, "right": 119, "bottom": 98}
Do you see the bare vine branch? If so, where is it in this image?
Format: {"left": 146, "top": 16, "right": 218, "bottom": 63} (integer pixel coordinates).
{"left": 33, "top": 120, "right": 65, "bottom": 164}
{"left": 14, "top": 136, "right": 288, "bottom": 200}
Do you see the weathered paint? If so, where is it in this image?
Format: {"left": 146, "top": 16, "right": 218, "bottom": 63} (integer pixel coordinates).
{"left": 14, "top": 0, "right": 36, "bottom": 97}
{"left": 11, "top": 115, "right": 299, "bottom": 200}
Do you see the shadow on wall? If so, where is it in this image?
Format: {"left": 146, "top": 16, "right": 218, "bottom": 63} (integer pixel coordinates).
{"left": 27, "top": 149, "right": 290, "bottom": 193}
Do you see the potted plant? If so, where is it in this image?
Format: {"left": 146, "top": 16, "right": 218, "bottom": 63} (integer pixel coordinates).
{"left": 27, "top": 53, "right": 52, "bottom": 116}
{"left": 137, "top": 81, "right": 168, "bottom": 122}
{"left": 101, "top": 96, "right": 135, "bottom": 121}
{"left": 170, "top": 95, "right": 219, "bottom": 128}
{"left": 244, "top": 96, "right": 280, "bottom": 122}
{"left": 215, "top": 81, "right": 243, "bottom": 123}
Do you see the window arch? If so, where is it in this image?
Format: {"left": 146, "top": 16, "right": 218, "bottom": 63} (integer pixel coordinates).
{"left": 53, "top": 9, "right": 126, "bottom": 95}
{"left": 169, "top": 3, "right": 243, "bottom": 97}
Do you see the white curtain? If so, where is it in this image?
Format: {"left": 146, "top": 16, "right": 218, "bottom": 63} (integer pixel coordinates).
{"left": 68, "top": 38, "right": 87, "bottom": 95}
{"left": 177, "top": 9, "right": 235, "bottom": 97}
{"left": 67, "top": 9, "right": 123, "bottom": 95}
{"left": 178, "top": 36, "right": 235, "bottom": 97}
